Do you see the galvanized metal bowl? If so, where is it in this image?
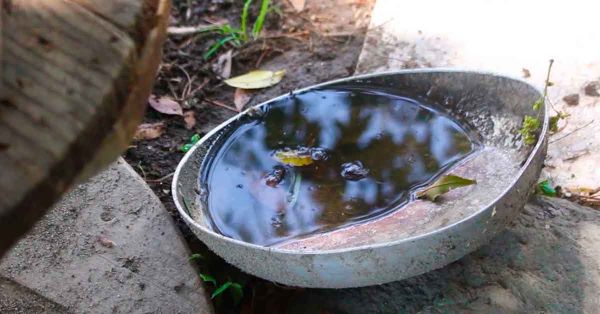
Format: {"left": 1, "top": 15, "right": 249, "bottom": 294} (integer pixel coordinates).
{"left": 173, "top": 70, "right": 547, "bottom": 288}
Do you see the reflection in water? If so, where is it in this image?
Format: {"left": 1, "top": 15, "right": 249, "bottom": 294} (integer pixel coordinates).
{"left": 201, "top": 88, "right": 477, "bottom": 246}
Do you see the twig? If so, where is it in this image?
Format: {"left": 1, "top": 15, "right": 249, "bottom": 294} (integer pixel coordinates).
{"left": 549, "top": 120, "right": 594, "bottom": 143}
{"left": 146, "top": 172, "right": 175, "bottom": 183}
{"left": 204, "top": 98, "right": 238, "bottom": 112}
{"left": 168, "top": 24, "right": 224, "bottom": 36}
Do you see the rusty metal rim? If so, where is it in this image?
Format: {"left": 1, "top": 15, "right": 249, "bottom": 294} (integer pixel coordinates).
{"left": 172, "top": 68, "right": 547, "bottom": 255}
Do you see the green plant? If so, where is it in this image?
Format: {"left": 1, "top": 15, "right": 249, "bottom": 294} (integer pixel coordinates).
{"left": 519, "top": 59, "right": 553, "bottom": 145}
{"left": 203, "top": 0, "right": 271, "bottom": 59}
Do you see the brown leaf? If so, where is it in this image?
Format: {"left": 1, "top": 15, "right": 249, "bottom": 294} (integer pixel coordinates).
{"left": 212, "top": 50, "right": 232, "bottom": 79}
{"left": 521, "top": 68, "right": 531, "bottom": 78}
{"left": 148, "top": 95, "right": 183, "bottom": 115}
{"left": 133, "top": 122, "right": 165, "bottom": 140}
{"left": 234, "top": 88, "right": 253, "bottom": 111}
{"left": 98, "top": 236, "right": 115, "bottom": 248}
{"left": 288, "top": 0, "right": 305, "bottom": 12}
{"left": 183, "top": 110, "right": 196, "bottom": 129}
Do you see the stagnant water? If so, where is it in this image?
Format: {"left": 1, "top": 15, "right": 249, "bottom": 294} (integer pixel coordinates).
{"left": 200, "top": 87, "right": 480, "bottom": 246}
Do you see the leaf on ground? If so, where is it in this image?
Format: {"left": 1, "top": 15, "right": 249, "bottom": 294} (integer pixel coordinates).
{"left": 199, "top": 273, "right": 217, "bottom": 286}
{"left": 183, "top": 110, "right": 196, "bottom": 129}
{"left": 537, "top": 180, "right": 557, "bottom": 197}
{"left": 288, "top": 0, "right": 306, "bottom": 12}
{"left": 133, "top": 122, "right": 165, "bottom": 141}
{"left": 417, "top": 174, "right": 477, "bottom": 201}
{"left": 211, "top": 282, "right": 232, "bottom": 299}
{"left": 225, "top": 70, "right": 285, "bottom": 89}
{"left": 234, "top": 88, "right": 253, "bottom": 111}
{"left": 148, "top": 95, "right": 183, "bottom": 115}
{"left": 212, "top": 50, "right": 233, "bottom": 79}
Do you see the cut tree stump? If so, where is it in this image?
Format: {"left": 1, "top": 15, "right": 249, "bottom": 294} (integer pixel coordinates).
{"left": 0, "top": 0, "right": 170, "bottom": 256}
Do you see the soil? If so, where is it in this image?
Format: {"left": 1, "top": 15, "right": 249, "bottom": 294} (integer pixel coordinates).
{"left": 123, "top": 0, "right": 374, "bottom": 313}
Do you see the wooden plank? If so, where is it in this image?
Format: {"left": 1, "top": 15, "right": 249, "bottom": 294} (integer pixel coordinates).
{"left": 0, "top": 0, "right": 169, "bottom": 256}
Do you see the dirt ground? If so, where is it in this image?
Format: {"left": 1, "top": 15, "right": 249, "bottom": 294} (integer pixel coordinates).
{"left": 123, "top": 0, "right": 374, "bottom": 312}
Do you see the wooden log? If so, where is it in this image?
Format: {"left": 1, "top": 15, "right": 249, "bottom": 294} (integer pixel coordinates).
{"left": 0, "top": 0, "right": 170, "bottom": 256}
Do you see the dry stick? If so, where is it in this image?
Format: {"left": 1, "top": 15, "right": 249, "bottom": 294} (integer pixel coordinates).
{"left": 549, "top": 120, "right": 594, "bottom": 143}
{"left": 204, "top": 98, "right": 238, "bottom": 112}
{"left": 146, "top": 172, "right": 175, "bottom": 183}
{"left": 167, "top": 23, "right": 225, "bottom": 36}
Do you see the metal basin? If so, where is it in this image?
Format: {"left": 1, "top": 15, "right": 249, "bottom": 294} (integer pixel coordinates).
{"left": 172, "top": 70, "right": 547, "bottom": 288}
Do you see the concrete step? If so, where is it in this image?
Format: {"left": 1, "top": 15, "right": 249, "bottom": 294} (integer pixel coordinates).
{"left": 0, "top": 159, "right": 213, "bottom": 313}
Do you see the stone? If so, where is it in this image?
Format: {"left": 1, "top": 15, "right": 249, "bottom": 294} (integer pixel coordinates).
{"left": 563, "top": 93, "right": 580, "bottom": 106}
{"left": 0, "top": 159, "right": 213, "bottom": 314}
{"left": 584, "top": 81, "right": 600, "bottom": 97}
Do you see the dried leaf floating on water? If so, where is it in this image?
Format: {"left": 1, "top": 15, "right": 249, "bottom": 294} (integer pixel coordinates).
{"left": 417, "top": 174, "right": 477, "bottom": 201}
{"left": 224, "top": 70, "right": 285, "bottom": 89}
{"left": 273, "top": 148, "right": 313, "bottom": 166}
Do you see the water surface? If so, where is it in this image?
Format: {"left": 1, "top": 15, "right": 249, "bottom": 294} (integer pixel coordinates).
{"left": 200, "top": 87, "right": 478, "bottom": 246}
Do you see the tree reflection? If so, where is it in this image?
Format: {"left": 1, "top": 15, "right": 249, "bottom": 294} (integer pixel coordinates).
{"left": 205, "top": 88, "right": 476, "bottom": 246}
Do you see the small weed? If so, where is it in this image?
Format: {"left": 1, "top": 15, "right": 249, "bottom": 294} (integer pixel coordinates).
{"left": 181, "top": 133, "right": 201, "bottom": 152}
{"left": 203, "top": 0, "right": 272, "bottom": 59}
{"left": 519, "top": 59, "right": 554, "bottom": 145}
{"left": 188, "top": 253, "right": 203, "bottom": 262}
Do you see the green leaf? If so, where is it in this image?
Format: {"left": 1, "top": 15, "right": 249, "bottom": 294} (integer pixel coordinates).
{"left": 211, "top": 281, "right": 232, "bottom": 299}
{"left": 181, "top": 143, "right": 193, "bottom": 152}
{"left": 224, "top": 70, "right": 285, "bottom": 89}
{"left": 190, "top": 134, "right": 201, "bottom": 144}
{"left": 199, "top": 273, "right": 217, "bottom": 286}
{"left": 538, "top": 180, "right": 557, "bottom": 197}
{"left": 549, "top": 115, "right": 560, "bottom": 133}
{"left": 240, "top": 0, "right": 252, "bottom": 41}
{"left": 519, "top": 115, "right": 541, "bottom": 145}
{"left": 252, "top": 0, "right": 270, "bottom": 39}
{"left": 417, "top": 174, "right": 477, "bottom": 201}
{"left": 188, "top": 253, "right": 203, "bottom": 262}
{"left": 532, "top": 98, "right": 543, "bottom": 111}
{"left": 230, "top": 282, "right": 244, "bottom": 305}
{"left": 203, "top": 35, "right": 238, "bottom": 60}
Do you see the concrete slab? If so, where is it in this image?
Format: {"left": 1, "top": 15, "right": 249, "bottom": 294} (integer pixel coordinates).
{"left": 356, "top": 0, "right": 600, "bottom": 189}
{"left": 284, "top": 197, "right": 600, "bottom": 313}
{"left": 0, "top": 159, "right": 213, "bottom": 314}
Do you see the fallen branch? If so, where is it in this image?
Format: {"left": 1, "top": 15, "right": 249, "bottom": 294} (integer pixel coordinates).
{"left": 168, "top": 24, "right": 224, "bottom": 36}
